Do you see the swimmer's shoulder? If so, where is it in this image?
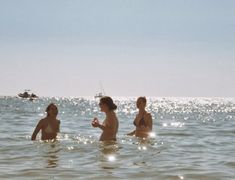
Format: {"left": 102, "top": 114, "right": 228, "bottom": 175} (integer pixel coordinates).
{"left": 41, "top": 117, "right": 49, "bottom": 122}
{"left": 145, "top": 112, "right": 152, "bottom": 119}
{"left": 36, "top": 118, "right": 47, "bottom": 128}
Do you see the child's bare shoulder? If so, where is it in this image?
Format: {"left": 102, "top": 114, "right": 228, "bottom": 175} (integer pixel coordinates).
{"left": 145, "top": 112, "right": 152, "bottom": 118}
{"left": 39, "top": 118, "right": 47, "bottom": 124}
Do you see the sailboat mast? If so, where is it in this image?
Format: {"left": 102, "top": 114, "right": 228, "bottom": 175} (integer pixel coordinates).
{"left": 99, "top": 82, "right": 105, "bottom": 95}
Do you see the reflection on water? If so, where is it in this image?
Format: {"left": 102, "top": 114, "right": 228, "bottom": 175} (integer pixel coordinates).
{"left": 107, "top": 155, "right": 116, "bottom": 162}
{"left": 98, "top": 141, "right": 120, "bottom": 170}
{"left": 42, "top": 142, "right": 61, "bottom": 168}
{"left": 46, "top": 154, "right": 58, "bottom": 168}
{"left": 0, "top": 97, "right": 235, "bottom": 179}
{"left": 99, "top": 141, "right": 119, "bottom": 155}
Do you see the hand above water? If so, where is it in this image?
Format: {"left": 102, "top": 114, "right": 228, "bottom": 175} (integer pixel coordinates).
{"left": 91, "top": 117, "right": 100, "bottom": 127}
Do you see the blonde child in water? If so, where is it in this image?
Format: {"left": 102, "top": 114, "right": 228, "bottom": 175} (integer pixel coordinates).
{"left": 127, "top": 97, "right": 153, "bottom": 138}
{"left": 31, "top": 103, "right": 60, "bottom": 141}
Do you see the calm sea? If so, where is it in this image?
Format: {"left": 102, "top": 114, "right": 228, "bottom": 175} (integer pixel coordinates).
{"left": 0, "top": 96, "right": 234, "bottom": 180}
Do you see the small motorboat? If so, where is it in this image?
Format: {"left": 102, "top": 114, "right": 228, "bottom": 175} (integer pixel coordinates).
{"left": 18, "top": 90, "right": 38, "bottom": 100}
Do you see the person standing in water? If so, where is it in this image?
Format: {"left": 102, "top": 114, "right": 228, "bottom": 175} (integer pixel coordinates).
{"left": 92, "top": 96, "right": 119, "bottom": 141}
{"left": 31, "top": 103, "right": 60, "bottom": 141}
{"left": 127, "top": 97, "right": 153, "bottom": 138}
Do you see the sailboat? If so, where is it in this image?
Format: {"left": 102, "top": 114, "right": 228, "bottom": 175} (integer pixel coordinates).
{"left": 94, "top": 82, "right": 105, "bottom": 99}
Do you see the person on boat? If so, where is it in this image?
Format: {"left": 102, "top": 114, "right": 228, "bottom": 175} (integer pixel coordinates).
{"left": 127, "top": 97, "right": 153, "bottom": 138}
{"left": 22, "top": 91, "right": 30, "bottom": 98}
{"left": 31, "top": 103, "right": 60, "bottom": 141}
{"left": 31, "top": 93, "right": 38, "bottom": 98}
{"left": 92, "top": 96, "right": 119, "bottom": 141}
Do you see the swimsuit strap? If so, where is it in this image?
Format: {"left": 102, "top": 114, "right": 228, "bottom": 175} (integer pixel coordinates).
{"left": 139, "top": 117, "right": 147, "bottom": 127}
{"left": 133, "top": 115, "right": 147, "bottom": 127}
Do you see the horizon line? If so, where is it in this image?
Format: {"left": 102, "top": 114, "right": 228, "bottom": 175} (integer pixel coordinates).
{"left": 0, "top": 95, "right": 234, "bottom": 99}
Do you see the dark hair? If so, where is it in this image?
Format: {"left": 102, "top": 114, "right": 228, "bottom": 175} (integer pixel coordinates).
{"left": 46, "top": 103, "right": 58, "bottom": 116}
{"left": 137, "top": 96, "right": 147, "bottom": 104}
{"left": 100, "top": 96, "right": 117, "bottom": 111}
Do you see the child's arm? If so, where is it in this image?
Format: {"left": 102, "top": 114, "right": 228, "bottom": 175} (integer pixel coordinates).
{"left": 31, "top": 120, "right": 43, "bottom": 140}
{"left": 127, "top": 130, "right": 136, "bottom": 136}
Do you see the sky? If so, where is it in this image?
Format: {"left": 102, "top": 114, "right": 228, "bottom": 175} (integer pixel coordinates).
{"left": 0, "top": 0, "right": 234, "bottom": 97}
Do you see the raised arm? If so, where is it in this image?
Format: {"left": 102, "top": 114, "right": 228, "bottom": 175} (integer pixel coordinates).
{"left": 92, "top": 117, "right": 115, "bottom": 132}
{"left": 31, "top": 120, "right": 43, "bottom": 140}
{"left": 97, "top": 119, "right": 112, "bottom": 132}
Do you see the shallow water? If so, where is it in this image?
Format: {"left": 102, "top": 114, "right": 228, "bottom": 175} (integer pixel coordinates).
{"left": 0, "top": 96, "right": 235, "bottom": 180}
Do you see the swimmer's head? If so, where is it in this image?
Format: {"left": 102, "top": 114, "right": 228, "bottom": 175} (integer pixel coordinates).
{"left": 136, "top": 96, "right": 147, "bottom": 109}
{"left": 46, "top": 103, "right": 58, "bottom": 117}
{"left": 99, "top": 96, "right": 117, "bottom": 112}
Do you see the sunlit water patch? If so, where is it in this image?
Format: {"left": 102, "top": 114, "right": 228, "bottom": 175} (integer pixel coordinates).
{"left": 0, "top": 96, "right": 234, "bottom": 179}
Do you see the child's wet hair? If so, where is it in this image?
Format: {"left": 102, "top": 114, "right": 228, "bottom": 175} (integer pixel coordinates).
{"left": 46, "top": 103, "right": 58, "bottom": 116}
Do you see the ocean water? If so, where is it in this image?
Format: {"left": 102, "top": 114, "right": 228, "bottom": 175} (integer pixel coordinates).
{"left": 0, "top": 96, "right": 235, "bottom": 180}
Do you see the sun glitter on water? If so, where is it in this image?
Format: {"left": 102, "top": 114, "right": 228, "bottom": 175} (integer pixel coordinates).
{"left": 107, "top": 155, "right": 116, "bottom": 162}
{"left": 148, "top": 132, "right": 156, "bottom": 138}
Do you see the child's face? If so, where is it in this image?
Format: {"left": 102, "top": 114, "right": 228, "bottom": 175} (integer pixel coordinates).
{"left": 137, "top": 99, "right": 146, "bottom": 109}
{"left": 48, "top": 105, "right": 58, "bottom": 116}
{"left": 99, "top": 101, "right": 109, "bottom": 112}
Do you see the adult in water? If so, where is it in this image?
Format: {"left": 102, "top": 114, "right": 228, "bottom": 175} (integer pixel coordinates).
{"left": 92, "top": 96, "right": 119, "bottom": 141}
{"left": 127, "top": 97, "right": 153, "bottom": 138}
{"left": 31, "top": 103, "right": 60, "bottom": 141}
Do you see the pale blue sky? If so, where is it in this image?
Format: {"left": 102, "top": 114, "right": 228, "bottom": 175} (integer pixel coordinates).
{"left": 0, "top": 0, "right": 234, "bottom": 97}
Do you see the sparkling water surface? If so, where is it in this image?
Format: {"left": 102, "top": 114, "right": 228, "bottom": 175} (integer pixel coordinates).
{"left": 0, "top": 96, "right": 234, "bottom": 180}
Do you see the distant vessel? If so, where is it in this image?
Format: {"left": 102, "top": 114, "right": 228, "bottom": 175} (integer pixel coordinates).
{"left": 94, "top": 92, "right": 104, "bottom": 99}
{"left": 18, "top": 89, "right": 38, "bottom": 100}
{"left": 94, "top": 82, "right": 105, "bottom": 99}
